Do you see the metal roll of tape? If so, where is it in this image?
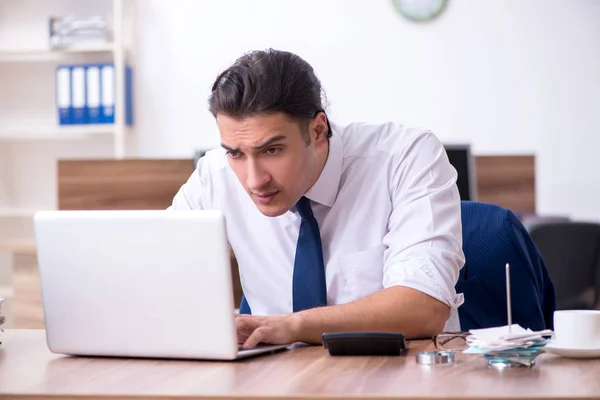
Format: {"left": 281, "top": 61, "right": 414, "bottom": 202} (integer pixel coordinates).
{"left": 416, "top": 351, "right": 456, "bottom": 365}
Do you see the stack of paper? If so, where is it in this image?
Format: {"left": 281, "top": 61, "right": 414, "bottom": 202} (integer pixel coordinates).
{"left": 49, "top": 16, "right": 112, "bottom": 49}
{"left": 463, "top": 324, "right": 553, "bottom": 367}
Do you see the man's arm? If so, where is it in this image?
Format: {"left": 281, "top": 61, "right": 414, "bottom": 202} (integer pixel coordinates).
{"left": 296, "top": 286, "right": 449, "bottom": 342}
{"left": 237, "top": 286, "right": 448, "bottom": 348}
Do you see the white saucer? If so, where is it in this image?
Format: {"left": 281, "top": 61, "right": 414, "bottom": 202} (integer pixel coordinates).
{"left": 544, "top": 341, "right": 600, "bottom": 359}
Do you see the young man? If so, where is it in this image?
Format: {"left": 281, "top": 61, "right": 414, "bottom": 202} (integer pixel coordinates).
{"left": 170, "top": 49, "right": 465, "bottom": 349}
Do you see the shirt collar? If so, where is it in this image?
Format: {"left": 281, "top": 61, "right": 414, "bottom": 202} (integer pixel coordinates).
{"left": 303, "top": 126, "right": 343, "bottom": 208}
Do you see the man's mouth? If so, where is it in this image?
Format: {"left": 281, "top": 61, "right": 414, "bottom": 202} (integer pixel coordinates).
{"left": 254, "top": 191, "right": 279, "bottom": 204}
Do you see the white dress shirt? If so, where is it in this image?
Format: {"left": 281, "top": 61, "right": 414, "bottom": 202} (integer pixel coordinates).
{"left": 169, "top": 121, "right": 466, "bottom": 331}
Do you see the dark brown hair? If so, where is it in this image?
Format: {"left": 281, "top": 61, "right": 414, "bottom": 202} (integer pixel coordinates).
{"left": 208, "top": 49, "right": 332, "bottom": 141}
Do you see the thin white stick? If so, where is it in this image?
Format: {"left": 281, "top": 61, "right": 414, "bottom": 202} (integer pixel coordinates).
{"left": 506, "top": 263, "right": 512, "bottom": 336}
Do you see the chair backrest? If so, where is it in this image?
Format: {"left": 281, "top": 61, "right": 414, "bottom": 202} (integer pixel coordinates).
{"left": 456, "top": 201, "right": 556, "bottom": 331}
{"left": 529, "top": 222, "right": 600, "bottom": 310}
{"left": 521, "top": 215, "right": 571, "bottom": 232}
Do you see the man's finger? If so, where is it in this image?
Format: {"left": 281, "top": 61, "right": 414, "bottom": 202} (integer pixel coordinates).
{"left": 243, "top": 326, "right": 270, "bottom": 349}
{"left": 237, "top": 329, "right": 250, "bottom": 344}
{"left": 236, "top": 314, "right": 266, "bottom": 323}
{"left": 235, "top": 316, "right": 262, "bottom": 344}
{"left": 235, "top": 318, "right": 252, "bottom": 333}
{"left": 235, "top": 315, "right": 257, "bottom": 331}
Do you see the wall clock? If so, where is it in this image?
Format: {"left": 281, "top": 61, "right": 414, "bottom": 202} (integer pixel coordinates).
{"left": 392, "top": 0, "right": 448, "bottom": 23}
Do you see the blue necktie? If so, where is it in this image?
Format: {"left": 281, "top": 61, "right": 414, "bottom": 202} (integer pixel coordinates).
{"left": 292, "top": 196, "right": 327, "bottom": 311}
{"left": 239, "top": 196, "right": 327, "bottom": 314}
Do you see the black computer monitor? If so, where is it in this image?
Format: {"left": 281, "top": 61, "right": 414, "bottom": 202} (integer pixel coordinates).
{"left": 444, "top": 144, "right": 476, "bottom": 201}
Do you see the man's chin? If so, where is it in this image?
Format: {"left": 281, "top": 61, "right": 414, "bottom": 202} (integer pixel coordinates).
{"left": 249, "top": 191, "right": 290, "bottom": 217}
{"left": 254, "top": 203, "right": 289, "bottom": 217}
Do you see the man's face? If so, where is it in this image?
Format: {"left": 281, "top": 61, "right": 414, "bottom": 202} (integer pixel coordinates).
{"left": 218, "top": 112, "right": 327, "bottom": 217}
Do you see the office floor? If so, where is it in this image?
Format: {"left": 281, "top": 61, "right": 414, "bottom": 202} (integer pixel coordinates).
{"left": 13, "top": 253, "right": 45, "bottom": 328}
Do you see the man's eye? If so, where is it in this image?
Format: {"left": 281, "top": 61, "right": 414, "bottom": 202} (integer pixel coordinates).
{"left": 227, "top": 150, "right": 241, "bottom": 158}
{"left": 264, "top": 147, "right": 281, "bottom": 155}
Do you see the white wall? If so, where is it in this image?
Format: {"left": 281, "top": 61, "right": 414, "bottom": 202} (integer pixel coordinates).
{"left": 134, "top": 0, "right": 600, "bottom": 221}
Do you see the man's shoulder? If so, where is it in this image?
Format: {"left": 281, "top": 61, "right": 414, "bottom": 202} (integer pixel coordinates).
{"left": 191, "top": 147, "right": 232, "bottom": 191}
{"left": 195, "top": 147, "right": 228, "bottom": 173}
{"left": 333, "top": 121, "right": 435, "bottom": 158}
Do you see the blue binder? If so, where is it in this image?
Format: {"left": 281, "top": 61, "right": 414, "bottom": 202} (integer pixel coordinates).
{"left": 85, "top": 64, "right": 102, "bottom": 124}
{"left": 100, "top": 63, "right": 115, "bottom": 124}
{"left": 56, "top": 65, "right": 72, "bottom": 125}
{"left": 71, "top": 65, "right": 86, "bottom": 124}
{"left": 56, "top": 63, "right": 134, "bottom": 126}
{"left": 125, "top": 65, "right": 134, "bottom": 126}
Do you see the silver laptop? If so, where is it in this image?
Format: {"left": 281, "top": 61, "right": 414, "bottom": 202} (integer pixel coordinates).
{"left": 33, "top": 209, "right": 288, "bottom": 360}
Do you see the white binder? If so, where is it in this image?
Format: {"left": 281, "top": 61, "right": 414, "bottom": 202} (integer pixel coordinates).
{"left": 56, "top": 66, "right": 71, "bottom": 125}
{"left": 100, "top": 64, "right": 115, "bottom": 124}
{"left": 85, "top": 65, "right": 101, "bottom": 124}
{"left": 71, "top": 66, "right": 86, "bottom": 124}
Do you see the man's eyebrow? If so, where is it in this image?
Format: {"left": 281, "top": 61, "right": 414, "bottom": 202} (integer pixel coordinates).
{"left": 252, "top": 135, "right": 286, "bottom": 150}
{"left": 221, "top": 136, "right": 287, "bottom": 152}
{"left": 221, "top": 143, "right": 236, "bottom": 152}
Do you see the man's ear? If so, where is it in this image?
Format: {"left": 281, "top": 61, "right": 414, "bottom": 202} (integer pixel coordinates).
{"left": 311, "top": 112, "right": 329, "bottom": 145}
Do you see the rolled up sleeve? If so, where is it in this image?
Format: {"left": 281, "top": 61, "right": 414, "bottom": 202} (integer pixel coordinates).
{"left": 382, "top": 130, "right": 465, "bottom": 310}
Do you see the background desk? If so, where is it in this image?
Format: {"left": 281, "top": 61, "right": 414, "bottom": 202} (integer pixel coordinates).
{"left": 1, "top": 329, "right": 599, "bottom": 400}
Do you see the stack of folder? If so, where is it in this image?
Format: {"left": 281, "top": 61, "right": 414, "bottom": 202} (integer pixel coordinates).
{"left": 56, "top": 63, "right": 133, "bottom": 126}
{"left": 49, "top": 16, "right": 111, "bottom": 49}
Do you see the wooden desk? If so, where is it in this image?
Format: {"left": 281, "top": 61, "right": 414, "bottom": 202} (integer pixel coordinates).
{"left": 1, "top": 330, "right": 599, "bottom": 399}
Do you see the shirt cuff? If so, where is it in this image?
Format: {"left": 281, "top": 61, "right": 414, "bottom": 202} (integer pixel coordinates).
{"left": 383, "top": 258, "right": 464, "bottom": 310}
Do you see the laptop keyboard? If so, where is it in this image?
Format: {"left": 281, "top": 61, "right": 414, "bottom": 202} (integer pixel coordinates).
{"left": 238, "top": 343, "right": 284, "bottom": 352}
{"left": 238, "top": 344, "right": 266, "bottom": 350}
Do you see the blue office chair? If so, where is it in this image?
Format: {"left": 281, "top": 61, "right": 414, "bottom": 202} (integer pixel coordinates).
{"left": 456, "top": 201, "right": 556, "bottom": 331}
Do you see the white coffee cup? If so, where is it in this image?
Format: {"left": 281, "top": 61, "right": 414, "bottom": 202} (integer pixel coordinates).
{"left": 553, "top": 310, "right": 600, "bottom": 349}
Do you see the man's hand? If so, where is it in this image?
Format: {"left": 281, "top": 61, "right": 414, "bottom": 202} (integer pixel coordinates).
{"left": 235, "top": 314, "right": 301, "bottom": 349}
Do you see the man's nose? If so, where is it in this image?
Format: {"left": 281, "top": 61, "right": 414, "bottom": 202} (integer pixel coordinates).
{"left": 247, "top": 160, "right": 270, "bottom": 191}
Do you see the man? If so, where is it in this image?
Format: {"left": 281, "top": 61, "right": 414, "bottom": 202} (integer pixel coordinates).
{"left": 170, "top": 49, "right": 465, "bottom": 349}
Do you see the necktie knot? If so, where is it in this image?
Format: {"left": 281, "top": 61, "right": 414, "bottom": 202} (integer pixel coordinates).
{"left": 295, "top": 196, "right": 314, "bottom": 220}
